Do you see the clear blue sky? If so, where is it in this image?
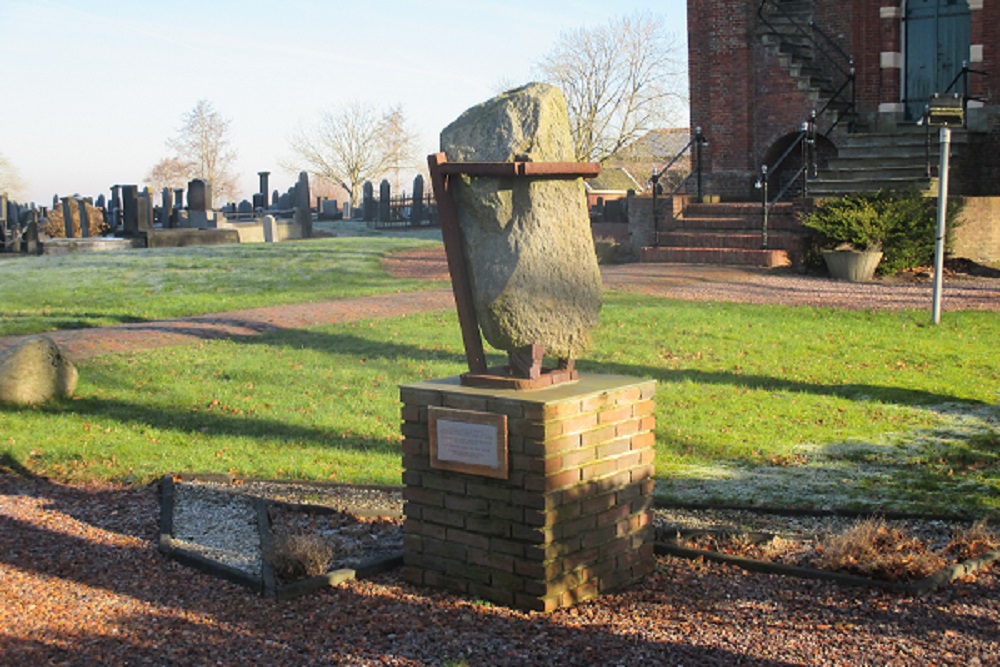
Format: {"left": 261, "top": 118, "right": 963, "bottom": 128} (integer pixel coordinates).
{"left": 1, "top": 0, "right": 688, "bottom": 205}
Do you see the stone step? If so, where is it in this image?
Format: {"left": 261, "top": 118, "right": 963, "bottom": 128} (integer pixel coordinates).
{"left": 684, "top": 202, "right": 796, "bottom": 218}
{"left": 820, "top": 165, "right": 933, "bottom": 180}
{"left": 640, "top": 246, "right": 792, "bottom": 268}
{"left": 808, "top": 177, "right": 937, "bottom": 196}
{"left": 671, "top": 214, "right": 804, "bottom": 233}
{"left": 657, "top": 231, "right": 806, "bottom": 251}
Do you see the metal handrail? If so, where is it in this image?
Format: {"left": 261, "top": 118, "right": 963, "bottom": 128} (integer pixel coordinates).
{"left": 755, "top": 114, "right": 817, "bottom": 249}
{"left": 757, "top": 0, "right": 855, "bottom": 135}
{"left": 649, "top": 127, "right": 708, "bottom": 247}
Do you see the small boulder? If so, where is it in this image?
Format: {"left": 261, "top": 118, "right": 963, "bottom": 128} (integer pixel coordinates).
{"left": 0, "top": 336, "right": 78, "bottom": 405}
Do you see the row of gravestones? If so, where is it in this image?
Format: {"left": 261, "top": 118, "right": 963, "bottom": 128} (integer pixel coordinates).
{"left": 361, "top": 174, "right": 433, "bottom": 225}
{"left": 0, "top": 193, "right": 41, "bottom": 254}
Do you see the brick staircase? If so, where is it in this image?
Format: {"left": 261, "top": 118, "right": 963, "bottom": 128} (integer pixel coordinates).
{"left": 640, "top": 201, "right": 806, "bottom": 268}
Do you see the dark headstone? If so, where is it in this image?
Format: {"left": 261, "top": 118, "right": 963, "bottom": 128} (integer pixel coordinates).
{"left": 61, "top": 197, "right": 75, "bottom": 238}
{"left": 95, "top": 194, "right": 106, "bottom": 210}
{"left": 294, "top": 171, "right": 312, "bottom": 237}
{"left": 137, "top": 189, "right": 153, "bottom": 231}
{"left": 271, "top": 189, "right": 279, "bottom": 208}
{"left": 277, "top": 192, "right": 291, "bottom": 210}
{"left": 174, "top": 188, "right": 185, "bottom": 209}
{"left": 258, "top": 171, "right": 270, "bottom": 201}
{"left": 160, "top": 188, "right": 174, "bottom": 227}
{"left": 378, "top": 180, "right": 390, "bottom": 222}
{"left": 121, "top": 185, "right": 139, "bottom": 234}
{"left": 411, "top": 174, "right": 424, "bottom": 222}
{"left": 237, "top": 200, "right": 253, "bottom": 214}
{"left": 188, "top": 179, "right": 210, "bottom": 211}
{"left": 77, "top": 198, "right": 90, "bottom": 238}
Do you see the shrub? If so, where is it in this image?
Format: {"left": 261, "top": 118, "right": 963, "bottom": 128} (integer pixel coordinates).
{"left": 263, "top": 531, "right": 334, "bottom": 580}
{"left": 814, "top": 517, "right": 946, "bottom": 581}
{"left": 800, "top": 190, "right": 963, "bottom": 275}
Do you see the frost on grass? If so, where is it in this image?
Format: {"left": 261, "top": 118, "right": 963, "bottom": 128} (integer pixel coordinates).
{"left": 658, "top": 402, "right": 1000, "bottom": 513}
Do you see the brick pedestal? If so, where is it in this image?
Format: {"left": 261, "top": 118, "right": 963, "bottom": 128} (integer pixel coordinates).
{"left": 399, "top": 374, "right": 656, "bottom": 612}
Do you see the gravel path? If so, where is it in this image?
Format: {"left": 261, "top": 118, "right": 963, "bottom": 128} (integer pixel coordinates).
{"left": 3, "top": 473, "right": 998, "bottom": 666}
{"left": 2, "top": 250, "right": 999, "bottom": 665}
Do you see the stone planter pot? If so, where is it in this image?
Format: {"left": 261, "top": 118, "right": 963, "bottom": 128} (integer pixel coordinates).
{"left": 821, "top": 249, "right": 883, "bottom": 282}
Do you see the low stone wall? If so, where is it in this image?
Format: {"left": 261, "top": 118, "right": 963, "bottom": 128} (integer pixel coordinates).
{"left": 220, "top": 219, "right": 304, "bottom": 244}
{"left": 399, "top": 374, "right": 656, "bottom": 612}
{"left": 953, "top": 197, "right": 1000, "bottom": 263}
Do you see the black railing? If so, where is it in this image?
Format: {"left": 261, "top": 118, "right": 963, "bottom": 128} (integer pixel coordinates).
{"left": 919, "top": 62, "right": 988, "bottom": 176}
{"left": 755, "top": 114, "right": 817, "bottom": 249}
{"left": 757, "top": 0, "right": 855, "bottom": 135}
{"left": 649, "top": 127, "right": 708, "bottom": 246}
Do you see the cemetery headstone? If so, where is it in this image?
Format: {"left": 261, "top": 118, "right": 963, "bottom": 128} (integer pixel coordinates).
{"left": 61, "top": 197, "right": 75, "bottom": 238}
{"left": 378, "top": 179, "right": 391, "bottom": 222}
{"left": 160, "top": 188, "right": 174, "bottom": 228}
{"left": 187, "top": 179, "right": 210, "bottom": 227}
{"left": 294, "top": 171, "right": 312, "bottom": 237}
{"left": 25, "top": 212, "right": 39, "bottom": 255}
{"left": 411, "top": 174, "right": 424, "bottom": 223}
{"left": 77, "top": 198, "right": 90, "bottom": 238}
{"left": 237, "top": 199, "right": 253, "bottom": 214}
{"left": 362, "top": 181, "right": 374, "bottom": 222}
{"left": 0, "top": 336, "right": 78, "bottom": 406}
{"left": 262, "top": 214, "right": 276, "bottom": 243}
{"left": 121, "top": 185, "right": 139, "bottom": 235}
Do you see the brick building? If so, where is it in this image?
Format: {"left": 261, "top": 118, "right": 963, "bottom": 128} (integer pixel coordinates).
{"left": 631, "top": 0, "right": 999, "bottom": 265}
{"left": 688, "top": 0, "right": 1000, "bottom": 199}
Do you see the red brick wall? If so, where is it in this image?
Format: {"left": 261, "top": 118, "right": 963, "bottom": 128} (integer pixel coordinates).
{"left": 400, "top": 377, "right": 656, "bottom": 612}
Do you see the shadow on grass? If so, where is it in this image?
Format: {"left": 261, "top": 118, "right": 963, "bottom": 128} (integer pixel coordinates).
{"left": 577, "top": 359, "right": 990, "bottom": 408}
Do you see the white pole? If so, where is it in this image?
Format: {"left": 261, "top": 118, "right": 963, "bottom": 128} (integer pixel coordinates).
{"left": 932, "top": 126, "right": 951, "bottom": 325}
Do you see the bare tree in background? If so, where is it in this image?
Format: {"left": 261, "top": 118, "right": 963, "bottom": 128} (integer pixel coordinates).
{"left": 0, "top": 151, "right": 26, "bottom": 199}
{"left": 150, "top": 99, "right": 238, "bottom": 205}
{"left": 144, "top": 156, "right": 191, "bottom": 195}
{"left": 535, "top": 13, "right": 686, "bottom": 163}
{"left": 287, "top": 101, "right": 419, "bottom": 205}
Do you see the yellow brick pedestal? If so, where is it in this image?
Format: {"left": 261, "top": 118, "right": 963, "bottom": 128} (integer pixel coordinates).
{"left": 399, "top": 374, "right": 656, "bottom": 612}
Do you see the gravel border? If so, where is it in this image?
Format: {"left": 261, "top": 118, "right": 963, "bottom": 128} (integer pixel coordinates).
{"left": 163, "top": 476, "right": 997, "bottom": 599}
{"left": 5, "top": 472, "right": 1000, "bottom": 664}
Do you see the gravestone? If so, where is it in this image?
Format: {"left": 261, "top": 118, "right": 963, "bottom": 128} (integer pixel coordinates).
{"left": 137, "top": 188, "right": 153, "bottom": 231}
{"left": 77, "top": 198, "right": 90, "bottom": 238}
{"left": 187, "top": 179, "right": 210, "bottom": 227}
{"left": 378, "top": 180, "right": 391, "bottom": 222}
{"left": 121, "top": 185, "right": 139, "bottom": 235}
{"left": 258, "top": 171, "right": 270, "bottom": 201}
{"left": 110, "top": 185, "right": 122, "bottom": 230}
{"left": 160, "top": 188, "right": 174, "bottom": 228}
{"left": 440, "top": 82, "right": 602, "bottom": 362}
{"left": 262, "top": 214, "right": 276, "bottom": 243}
{"left": 362, "top": 181, "right": 374, "bottom": 222}
{"left": 174, "top": 188, "right": 185, "bottom": 209}
{"left": 343, "top": 201, "right": 352, "bottom": 219}
{"left": 294, "top": 171, "right": 312, "bottom": 237}
{"left": 25, "top": 212, "right": 39, "bottom": 254}
{"left": 277, "top": 192, "right": 291, "bottom": 210}
{"left": 411, "top": 174, "right": 424, "bottom": 223}
{"left": 272, "top": 190, "right": 279, "bottom": 208}
{"left": 237, "top": 199, "right": 253, "bottom": 214}
{"left": 61, "top": 197, "right": 75, "bottom": 238}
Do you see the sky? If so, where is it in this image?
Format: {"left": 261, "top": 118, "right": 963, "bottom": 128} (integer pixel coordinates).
{"left": 0, "top": 0, "right": 688, "bottom": 205}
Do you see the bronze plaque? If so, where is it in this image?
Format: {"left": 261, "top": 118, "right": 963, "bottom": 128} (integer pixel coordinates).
{"left": 429, "top": 407, "right": 508, "bottom": 479}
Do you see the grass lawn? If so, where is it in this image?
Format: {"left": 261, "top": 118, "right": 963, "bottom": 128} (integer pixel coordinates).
{"left": 1, "top": 291, "right": 997, "bottom": 515}
{"left": 0, "top": 236, "right": 445, "bottom": 336}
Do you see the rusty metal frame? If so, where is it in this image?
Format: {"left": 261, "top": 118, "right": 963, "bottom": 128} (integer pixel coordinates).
{"left": 426, "top": 153, "right": 600, "bottom": 389}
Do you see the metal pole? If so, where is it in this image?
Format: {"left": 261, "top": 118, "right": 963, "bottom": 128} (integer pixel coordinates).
{"left": 695, "top": 127, "right": 704, "bottom": 201}
{"left": 651, "top": 169, "right": 659, "bottom": 247}
{"left": 760, "top": 165, "right": 769, "bottom": 250}
{"left": 932, "top": 126, "right": 951, "bottom": 325}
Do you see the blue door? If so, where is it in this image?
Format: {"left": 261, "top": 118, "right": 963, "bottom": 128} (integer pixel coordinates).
{"left": 905, "top": 0, "right": 971, "bottom": 120}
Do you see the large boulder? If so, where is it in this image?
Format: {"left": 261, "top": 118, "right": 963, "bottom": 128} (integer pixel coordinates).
{"left": 441, "top": 82, "right": 602, "bottom": 359}
{"left": 0, "top": 336, "right": 78, "bottom": 405}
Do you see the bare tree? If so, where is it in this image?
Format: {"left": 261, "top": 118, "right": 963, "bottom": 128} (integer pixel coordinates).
{"left": 535, "top": 13, "right": 686, "bottom": 163}
{"left": 162, "top": 99, "right": 239, "bottom": 204}
{"left": 287, "top": 101, "right": 419, "bottom": 205}
{"left": 144, "top": 156, "right": 192, "bottom": 195}
{"left": 0, "top": 151, "right": 26, "bottom": 199}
